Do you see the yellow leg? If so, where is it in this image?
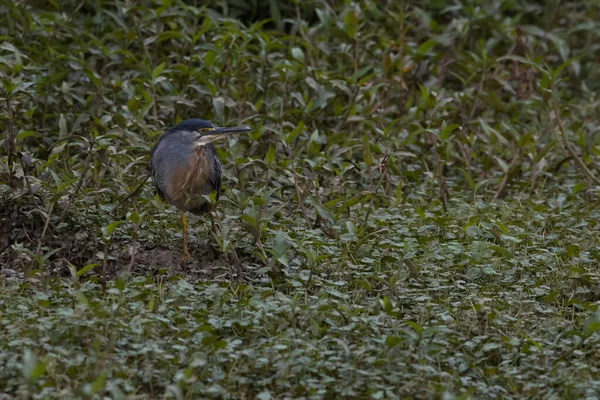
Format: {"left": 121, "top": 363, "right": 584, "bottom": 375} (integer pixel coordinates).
{"left": 180, "top": 210, "right": 191, "bottom": 260}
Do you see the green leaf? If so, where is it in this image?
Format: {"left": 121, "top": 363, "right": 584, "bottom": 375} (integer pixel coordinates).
{"left": 272, "top": 230, "right": 287, "bottom": 260}
{"left": 285, "top": 121, "right": 304, "bottom": 145}
{"left": 23, "top": 349, "right": 45, "bottom": 382}
{"left": 423, "top": 326, "right": 452, "bottom": 336}
{"left": 13, "top": 48, "right": 22, "bottom": 72}
{"left": 542, "top": 290, "right": 560, "bottom": 303}
{"left": 158, "top": 31, "right": 186, "bottom": 42}
{"left": 457, "top": 168, "right": 475, "bottom": 190}
{"left": 212, "top": 97, "right": 225, "bottom": 124}
{"left": 151, "top": 62, "right": 166, "bottom": 81}
{"left": 406, "top": 321, "right": 422, "bottom": 335}
{"left": 379, "top": 296, "right": 394, "bottom": 314}
{"left": 265, "top": 145, "right": 275, "bottom": 165}
{"left": 567, "top": 244, "right": 579, "bottom": 257}
{"left": 482, "top": 342, "right": 502, "bottom": 352}
{"left": 571, "top": 182, "right": 585, "bottom": 195}
{"left": 257, "top": 391, "right": 272, "bottom": 400}
{"left": 77, "top": 263, "right": 99, "bottom": 277}
{"left": 291, "top": 47, "right": 304, "bottom": 62}
{"left": 17, "top": 130, "right": 41, "bottom": 140}
{"left": 490, "top": 245, "right": 511, "bottom": 258}
{"left": 362, "top": 134, "right": 372, "bottom": 167}
{"left": 344, "top": 10, "right": 358, "bottom": 39}
{"left": 89, "top": 373, "right": 106, "bottom": 393}
{"left": 39, "top": 247, "right": 61, "bottom": 265}
{"left": 417, "top": 39, "right": 437, "bottom": 55}
{"left": 115, "top": 275, "right": 126, "bottom": 292}
{"left": 204, "top": 50, "right": 218, "bottom": 67}
{"left": 534, "top": 139, "right": 557, "bottom": 163}
{"left": 102, "top": 221, "right": 123, "bottom": 240}
{"left": 351, "top": 65, "right": 373, "bottom": 82}
{"left": 440, "top": 124, "right": 459, "bottom": 141}
{"left": 127, "top": 97, "right": 140, "bottom": 113}
{"left": 240, "top": 214, "right": 258, "bottom": 227}
{"left": 553, "top": 55, "right": 583, "bottom": 79}
{"left": 583, "top": 311, "right": 600, "bottom": 338}
{"left": 310, "top": 91, "right": 335, "bottom": 111}
{"left": 418, "top": 83, "right": 429, "bottom": 103}
{"left": 497, "top": 55, "right": 549, "bottom": 78}
{"left": 385, "top": 335, "right": 404, "bottom": 348}
{"left": 59, "top": 114, "right": 68, "bottom": 136}
{"left": 128, "top": 211, "right": 140, "bottom": 224}
{"left": 316, "top": 205, "right": 334, "bottom": 225}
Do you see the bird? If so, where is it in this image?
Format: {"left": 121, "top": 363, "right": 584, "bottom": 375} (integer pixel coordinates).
{"left": 150, "top": 119, "right": 252, "bottom": 259}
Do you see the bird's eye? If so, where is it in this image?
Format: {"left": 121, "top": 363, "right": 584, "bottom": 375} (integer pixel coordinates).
{"left": 199, "top": 128, "right": 207, "bottom": 134}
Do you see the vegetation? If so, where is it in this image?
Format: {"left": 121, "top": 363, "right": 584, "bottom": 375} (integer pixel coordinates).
{"left": 2, "top": 0, "right": 600, "bottom": 398}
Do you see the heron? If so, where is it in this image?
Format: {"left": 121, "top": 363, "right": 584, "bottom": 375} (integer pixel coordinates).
{"left": 150, "top": 119, "right": 251, "bottom": 259}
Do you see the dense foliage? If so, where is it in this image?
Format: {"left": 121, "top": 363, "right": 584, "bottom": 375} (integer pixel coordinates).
{"left": 2, "top": 0, "right": 600, "bottom": 398}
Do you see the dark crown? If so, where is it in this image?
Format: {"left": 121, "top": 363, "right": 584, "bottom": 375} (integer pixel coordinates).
{"left": 171, "top": 119, "right": 215, "bottom": 132}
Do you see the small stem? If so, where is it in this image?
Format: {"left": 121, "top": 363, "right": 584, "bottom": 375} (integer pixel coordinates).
{"left": 133, "top": 10, "right": 158, "bottom": 120}
{"left": 551, "top": 95, "right": 600, "bottom": 186}
{"left": 19, "top": 155, "right": 40, "bottom": 207}
{"left": 127, "top": 203, "right": 140, "bottom": 273}
{"left": 362, "top": 154, "right": 390, "bottom": 229}
{"left": 102, "top": 241, "right": 108, "bottom": 281}
{"left": 353, "top": 37, "right": 359, "bottom": 74}
{"left": 56, "top": 140, "right": 95, "bottom": 225}
{"left": 256, "top": 236, "right": 269, "bottom": 265}
{"left": 295, "top": 4, "right": 316, "bottom": 70}
{"left": 468, "top": 62, "right": 487, "bottom": 121}
{"left": 5, "top": 98, "right": 15, "bottom": 185}
{"left": 436, "top": 151, "right": 448, "bottom": 211}
{"left": 289, "top": 157, "right": 311, "bottom": 228}
{"left": 494, "top": 149, "right": 521, "bottom": 200}
{"left": 336, "top": 87, "right": 360, "bottom": 131}
{"left": 114, "top": 173, "right": 151, "bottom": 210}
{"left": 31, "top": 202, "right": 55, "bottom": 271}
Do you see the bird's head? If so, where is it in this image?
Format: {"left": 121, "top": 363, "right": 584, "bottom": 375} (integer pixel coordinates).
{"left": 173, "top": 119, "right": 252, "bottom": 147}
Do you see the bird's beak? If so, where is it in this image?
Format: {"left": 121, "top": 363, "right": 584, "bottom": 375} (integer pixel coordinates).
{"left": 200, "top": 126, "right": 253, "bottom": 143}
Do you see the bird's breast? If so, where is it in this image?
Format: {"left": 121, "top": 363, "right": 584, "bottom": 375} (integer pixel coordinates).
{"left": 164, "top": 147, "right": 215, "bottom": 212}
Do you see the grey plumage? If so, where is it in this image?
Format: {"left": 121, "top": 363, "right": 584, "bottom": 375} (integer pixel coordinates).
{"left": 148, "top": 118, "right": 251, "bottom": 259}
{"left": 150, "top": 120, "right": 222, "bottom": 215}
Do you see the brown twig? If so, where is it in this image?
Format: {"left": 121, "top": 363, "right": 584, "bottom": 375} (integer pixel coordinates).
{"left": 18, "top": 153, "right": 40, "bottom": 207}
{"left": 437, "top": 152, "right": 449, "bottom": 211}
{"left": 551, "top": 99, "right": 600, "bottom": 186}
{"left": 289, "top": 157, "right": 312, "bottom": 228}
{"left": 32, "top": 202, "right": 55, "bottom": 271}
{"left": 353, "top": 37, "right": 359, "bottom": 74}
{"left": 295, "top": 4, "right": 316, "bottom": 71}
{"left": 336, "top": 86, "right": 360, "bottom": 132}
{"left": 5, "top": 99, "right": 16, "bottom": 186}
{"left": 133, "top": 13, "right": 158, "bottom": 120}
{"left": 114, "top": 173, "right": 151, "bottom": 210}
{"left": 362, "top": 154, "right": 390, "bottom": 228}
{"left": 56, "top": 140, "right": 95, "bottom": 225}
{"left": 467, "top": 61, "right": 487, "bottom": 122}
{"left": 494, "top": 149, "right": 521, "bottom": 200}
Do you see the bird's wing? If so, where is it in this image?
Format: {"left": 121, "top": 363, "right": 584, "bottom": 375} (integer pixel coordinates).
{"left": 150, "top": 165, "right": 165, "bottom": 200}
{"left": 150, "top": 143, "right": 166, "bottom": 200}
{"left": 208, "top": 144, "right": 222, "bottom": 201}
{"left": 213, "top": 173, "right": 222, "bottom": 201}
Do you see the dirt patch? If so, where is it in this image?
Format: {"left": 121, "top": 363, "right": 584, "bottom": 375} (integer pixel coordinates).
{"left": 111, "top": 244, "right": 255, "bottom": 283}
{"left": 0, "top": 197, "right": 258, "bottom": 284}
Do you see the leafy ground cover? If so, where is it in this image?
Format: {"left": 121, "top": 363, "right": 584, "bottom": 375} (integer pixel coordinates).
{"left": 2, "top": 0, "right": 600, "bottom": 398}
